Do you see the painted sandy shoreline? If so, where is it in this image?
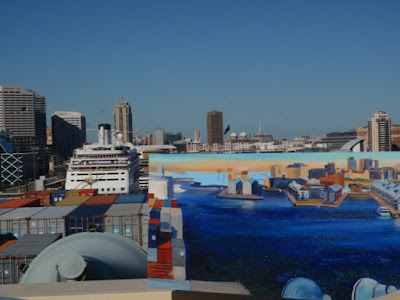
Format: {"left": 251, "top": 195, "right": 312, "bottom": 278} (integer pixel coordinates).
{"left": 149, "top": 161, "right": 349, "bottom": 174}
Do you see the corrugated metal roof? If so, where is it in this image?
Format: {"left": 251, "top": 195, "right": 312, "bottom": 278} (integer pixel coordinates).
{"left": 84, "top": 195, "right": 118, "bottom": 205}
{"left": 0, "top": 207, "right": 47, "bottom": 220}
{"left": 105, "top": 203, "right": 144, "bottom": 216}
{"left": 67, "top": 205, "right": 111, "bottom": 217}
{"left": 0, "top": 198, "right": 40, "bottom": 208}
{"left": 55, "top": 196, "right": 91, "bottom": 206}
{"left": 117, "top": 194, "right": 144, "bottom": 200}
{"left": 371, "top": 181, "right": 400, "bottom": 199}
{"left": 0, "top": 208, "right": 14, "bottom": 216}
{"left": 140, "top": 204, "right": 151, "bottom": 215}
{"left": 115, "top": 194, "right": 145, "bottom": 204}
{"left": 30, "top": 206, "right": 79, "bottom": 219}
{"left": 0, "top": 234, "right": 61, "bottom": 257}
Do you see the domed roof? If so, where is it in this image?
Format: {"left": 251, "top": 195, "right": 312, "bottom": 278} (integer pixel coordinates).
{"left": 20, "top": 232, "right": 147, "bottom": 284}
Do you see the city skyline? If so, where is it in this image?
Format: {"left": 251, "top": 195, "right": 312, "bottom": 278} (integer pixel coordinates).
{"left": 114, "top": 98, "right": 133, "bottom": 143}
{"left": 1, "top": 1, "right": 400, "bottom": 141}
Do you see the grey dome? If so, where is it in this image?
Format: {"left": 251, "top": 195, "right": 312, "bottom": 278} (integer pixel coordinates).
{"left": 20, "top": 232, "right": 147, "bottom": 284}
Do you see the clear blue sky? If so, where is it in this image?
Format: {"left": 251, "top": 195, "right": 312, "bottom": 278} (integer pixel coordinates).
{"left": 1, "top": 0, "right": 399, "bottom": 142}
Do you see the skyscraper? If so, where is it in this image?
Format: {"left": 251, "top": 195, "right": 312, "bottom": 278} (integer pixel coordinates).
{"left": 114, "top": 98, "right": 132, "bottom": 142}
{"left": 155, "top": 129, "right": 165, "bottom": 145}
{"left": 52, "top": 111, "right": 86, "bottom": 158}
{"left": 368, "top": 111, "right": 392, "bottom": 152}
{"left": 207, "top": 110, "right": 223, "bottom": 145}
{"left": 0, "top": 85, "right": 46, "bottom": 142}
{"left": 0, "top": 84, "right": 48, "bottom": 176}
{"left": 195, "top": 129, "right": 201, "bottom": 143}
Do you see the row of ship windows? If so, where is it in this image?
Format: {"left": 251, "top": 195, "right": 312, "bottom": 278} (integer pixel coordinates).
{"left": 70, "top": 172, "right": 124, "bottom": 176}
{"left": 70, "top": 178, "right": 125, "bottom": 182}
{"left": 100, "top": 187, "right": 125, "bottom": 192}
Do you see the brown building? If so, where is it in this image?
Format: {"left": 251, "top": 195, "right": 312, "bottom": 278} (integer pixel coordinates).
{"left": 114, "top": 98, "right": 133, "bottom": 143}
{"left": 207, "top": 110, "right": 223, "bottom": 145}
{"left": 357, "top": 127, "right": 368, "bottom": 148}
{"left": 391, "top": 125, "right": 400, "bottom": 150}
{"left": 46, "top": 127, "right": 53, "bottom": 146}
{"left": 320, "top": 171, "right": 345, "bottom": 188}
{"left": 359, "top": 159, "right": 366, "bottom": 171}
{"left": 271, "top": 165, "right": 283, "bottom": 178}
{"left": 285, "top": 163, "right": 308, "bottom": 179}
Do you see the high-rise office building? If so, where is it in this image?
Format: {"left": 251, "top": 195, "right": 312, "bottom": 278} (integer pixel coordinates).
{"left": 195, "top": 129, "right": 201, "bottom": 143}
{"left": 207, "top": 110, "right": 223, "bottom": 145}
{"left": 155, "top": 129, "right": 165, "bottom": 145}
{"left": 114, "top": 98, "right": 132, "bottom": 142}
{"left": 52, "top": 111, "right": 86, "bottom": 158}
{"left": 368, "top": 111, "right": 392, "bottom": 152}
{"left": 0, "top": 85, "right": 46, "bottom": 141}
{"left": 0, "top": 84, "right": 48, "bottom": 177}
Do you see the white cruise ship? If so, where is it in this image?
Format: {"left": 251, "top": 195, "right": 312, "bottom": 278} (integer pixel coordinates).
{"left": 65, "top": 124, "right": 139, "bottom": 194}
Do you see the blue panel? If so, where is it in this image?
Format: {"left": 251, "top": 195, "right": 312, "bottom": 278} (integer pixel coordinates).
{"left": 147, "top": 247, "right": 158, "bottom": 262}
{"left": 115, "top": 194, "right": 145, "bottom": 204}
{"left": 147, "top": 278, "right": 190, "bottom": 291}
{"left": 0, "top": 141, "right": 14, "bottom": 154}
{"left": 150, "top": 208, "right": 161, "bottom": 219}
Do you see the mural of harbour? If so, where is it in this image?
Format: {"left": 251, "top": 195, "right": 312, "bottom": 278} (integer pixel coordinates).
{"left": 149, "top": 153, "right": 400, "bottom": 299}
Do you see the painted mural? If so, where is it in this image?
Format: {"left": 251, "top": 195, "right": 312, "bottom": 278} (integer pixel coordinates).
{"left": 148, "top": 152, "right": 400, "bottom": 299}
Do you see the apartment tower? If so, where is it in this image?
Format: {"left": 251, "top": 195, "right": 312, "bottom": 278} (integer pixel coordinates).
{"left": 52, "top": 111, "right": 86, "bottom": 158}
{"left": 368, "top": 111, "right": 392, "bottom": 152}
{"left": 114, "top": 98, "right": 133, "bottom": 143}
{"left": 207, "top": 110, "right": 223, "bottom": 145}
{"left": 195, "top": 129, "right": 201, "bottom": 143}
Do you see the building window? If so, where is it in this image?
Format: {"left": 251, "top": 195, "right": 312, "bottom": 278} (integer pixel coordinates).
{"left": 121, "top": 188, "right": 125, "bottom": 191}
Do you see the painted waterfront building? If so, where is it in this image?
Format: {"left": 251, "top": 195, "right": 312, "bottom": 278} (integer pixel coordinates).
{"left": 348, "top": 157, "right": 357, "bottom": 171}
{"left": 242, "top": 178, "right": 259, "bottom": 195}
{"left": 270, "top": 177, "right": 307, "bottom": 190}
{"left": 307, "top": 179, "right": 324, "bottom": 199}
{"left": 286, "top": 163, "right": 309, "bottom": 179}
{"left": 382, "top": 167, "right": 396, "bottom": 180}
{"left": 288, "top": 181, "right": 309, "bottom": 201}
{"left": 325, "top": 163, "right": 335, "bottom": 175}
{"left": 271, "top": 165, "right": 283, "bottom": 178}
{"left": 228, "top": 178, "right": 243, "bottom": 195}
{"left": 371, "top": 181, "right": 400, "bottom": 210}
{"left": 369, "top": 168, "right": 383, "bottom": 180}
{"left": 309, "top": 168, "right": 326, "bottom": 179}
{"left": 324, "top": 184, "right": 343, "bottom": 203}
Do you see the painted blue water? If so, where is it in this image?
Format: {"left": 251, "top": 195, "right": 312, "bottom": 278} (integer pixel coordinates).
{"left": 174, "top": 182, "right": 400, "bottom": 299}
